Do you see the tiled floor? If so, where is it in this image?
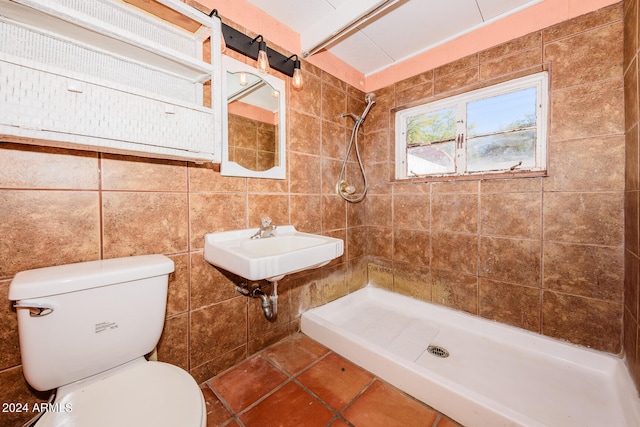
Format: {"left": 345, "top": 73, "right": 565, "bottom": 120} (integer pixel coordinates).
{"left": 200, "top": 333, "right": 463, "bottom": 427}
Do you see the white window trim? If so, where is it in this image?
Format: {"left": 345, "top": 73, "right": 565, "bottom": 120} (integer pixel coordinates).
{"left": 395, "top": 72, "right": 548, "bottom": 180}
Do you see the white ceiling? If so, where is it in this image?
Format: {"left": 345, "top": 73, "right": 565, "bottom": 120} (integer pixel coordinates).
{"left": 246, "top": 0, "right": 542, "bottom": 76}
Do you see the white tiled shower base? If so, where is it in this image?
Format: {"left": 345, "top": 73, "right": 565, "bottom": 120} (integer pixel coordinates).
{"left": 300, "top": 286, "right": 640, "bottom": 427}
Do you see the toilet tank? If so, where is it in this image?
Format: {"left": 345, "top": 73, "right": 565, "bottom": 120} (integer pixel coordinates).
{"left": 8, "top": 255, "right": 174, "bottom": 391}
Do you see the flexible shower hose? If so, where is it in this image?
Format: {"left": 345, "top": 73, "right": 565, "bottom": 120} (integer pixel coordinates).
{"left": 337, "top": 119, "right": 368, "bottom": 203}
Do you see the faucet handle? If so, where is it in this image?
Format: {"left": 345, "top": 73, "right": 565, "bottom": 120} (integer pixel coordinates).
{"left": 261, "top": 217, "right": 272, "bottom": 227}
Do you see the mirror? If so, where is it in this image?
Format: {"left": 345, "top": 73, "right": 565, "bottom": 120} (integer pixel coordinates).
{"left": 221, "top": 56, "right": 286, "bottom": 179}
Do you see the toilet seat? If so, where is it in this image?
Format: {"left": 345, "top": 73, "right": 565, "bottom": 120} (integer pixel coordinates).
{"left": 35, "top": 361, "right": 205, "bottom": 427}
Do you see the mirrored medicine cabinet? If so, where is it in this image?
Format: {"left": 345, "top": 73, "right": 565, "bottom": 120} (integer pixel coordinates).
{"left": 220, "top": 55, "right": 286, "bottom": 179}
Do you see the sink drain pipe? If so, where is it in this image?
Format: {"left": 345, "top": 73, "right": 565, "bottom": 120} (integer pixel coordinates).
{"left": 236, "top": 281, "right": 278, "bottom": 322}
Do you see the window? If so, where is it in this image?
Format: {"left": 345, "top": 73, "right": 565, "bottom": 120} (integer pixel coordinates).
{"left": 395, "top": 72, "right": 548, "bottom": 179}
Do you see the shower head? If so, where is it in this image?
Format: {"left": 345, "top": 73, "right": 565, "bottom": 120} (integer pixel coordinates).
{"left": 339, "top": 92, "right": 377, "bottom": 124}
{"left": 359, "top": 92, "right": 376, "bottom": 122}
{"left": 365, "top": 92, "right": 376, "bottom": 104}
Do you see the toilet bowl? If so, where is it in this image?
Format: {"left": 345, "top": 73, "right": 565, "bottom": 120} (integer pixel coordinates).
{"left": 34, "top": 359, "right": 205, "bottom": 427}
{"left": 9, "top": 255, "right": 206, "bottom": 427}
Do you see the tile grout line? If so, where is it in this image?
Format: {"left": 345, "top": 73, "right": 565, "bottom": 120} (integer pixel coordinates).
{"left": 263, "top": 347, "right": 344, "bottom": 419}
{"left": 231, "top": 377, "right": 292, "bottom": 420}
{"left": 332, "top": 376, "right": 378, "bottom": 419}
{"left": 289, "top": 376, "right": 343, "bottom": 420}
{"left": 203, "top": 382, "right": 245, "bottom": 427}
{"left": 258, "top": 345, "right": 365, "bottom": 424}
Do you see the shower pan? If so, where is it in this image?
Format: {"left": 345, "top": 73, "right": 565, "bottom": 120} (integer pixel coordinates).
{"left": 336, "top": 92, "right": 376, "bottom": 203}
{"left": 302, "top": 286, "right": 640, "bottom": 427}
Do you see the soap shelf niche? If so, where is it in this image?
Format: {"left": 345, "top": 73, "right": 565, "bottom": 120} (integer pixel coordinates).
{"left": 0, "top": 0, "right": 222, "bottom": 162}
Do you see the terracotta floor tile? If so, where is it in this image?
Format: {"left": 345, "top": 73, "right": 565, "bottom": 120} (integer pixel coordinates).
{"left": 343, "top": 379, "right": 439, "bottom": 427}
{"left": 297, "top": 352, "right": 374, "bottom": 411}
{"left": 327, "top": 419, "right": 351, "bottom": 427}
{"left": 209, "top": 355, "right": 288, "bottom": 413}
{"left": 200, "top": 384, "right": 233, "bottom": 427}
{"left": 263, "top": 333, "right": 330, "bottom": 375}
{"left": 240, "top": 381, "right": 335, "bottom": 427}
{"left": 202, "top": 334, "right": 463, "bottom": 427}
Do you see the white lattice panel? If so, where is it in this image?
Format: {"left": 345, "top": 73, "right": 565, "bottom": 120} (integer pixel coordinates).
{"left": 0, "top": 0, "right": 222, "bottom": 162}
{"left": 47, "top": 0, "right": 198, "bottom": 56}
{"left": 0, "top": 59, "right": 215, "bottom": 160}
{"left": 0, "top": 20, "right": 198, "bottom": 103}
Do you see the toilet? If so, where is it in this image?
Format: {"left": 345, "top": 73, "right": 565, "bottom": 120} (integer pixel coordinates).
{"left": 8, "top": 255, "right": 206, "bottom": 427}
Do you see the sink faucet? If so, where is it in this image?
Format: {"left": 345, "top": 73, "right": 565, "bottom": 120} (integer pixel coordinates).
{"left": 251, "top": 217, "right": 277, "bottom": 239}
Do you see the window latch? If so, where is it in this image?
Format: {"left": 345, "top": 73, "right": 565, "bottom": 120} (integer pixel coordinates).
{"left": 456, "top": 133, "right": 464, "bottom": 149}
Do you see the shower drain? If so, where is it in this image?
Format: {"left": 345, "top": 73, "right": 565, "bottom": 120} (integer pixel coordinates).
{"left": 427, "top": 345, "right": 449, "bottom": 358}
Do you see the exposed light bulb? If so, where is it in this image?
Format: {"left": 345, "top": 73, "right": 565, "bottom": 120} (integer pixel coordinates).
{"left": 256, "top": 48, "right": 269, "bottom": 74}
{"left": 251, "top": 36, "right": 270, "bottom": 74}
{"left": 292, "top": 67, "right": 303, "bottom": 89}
{"left": 238, "top": 72, "right": 248, "bottom": 86}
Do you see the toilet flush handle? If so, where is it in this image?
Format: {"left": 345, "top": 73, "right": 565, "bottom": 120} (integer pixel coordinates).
{"left": 13, "top": 302, "right": 54, "bottom": 317}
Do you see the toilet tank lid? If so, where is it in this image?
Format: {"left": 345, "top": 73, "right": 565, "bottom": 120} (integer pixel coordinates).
{"left": 8, "top": 255, "right": 174, "bottom": 300}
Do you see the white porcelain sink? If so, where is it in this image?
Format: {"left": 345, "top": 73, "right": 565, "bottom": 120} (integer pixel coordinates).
{"left": 204, "top": 226, "right": 344, "bottom": 281}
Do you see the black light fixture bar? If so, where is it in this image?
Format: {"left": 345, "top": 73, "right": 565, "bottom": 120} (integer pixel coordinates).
{"left": 220, "top": 23, "right": 297, "bottom": 77}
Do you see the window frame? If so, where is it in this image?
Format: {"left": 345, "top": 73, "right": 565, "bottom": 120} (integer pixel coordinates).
{"left": 394, "top": 72, "right": 548, "bottom": 180}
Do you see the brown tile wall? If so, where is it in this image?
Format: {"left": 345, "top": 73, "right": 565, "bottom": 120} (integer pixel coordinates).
{"left": 0, "top": 25, "right": 368, "bottom": 425}
{"left": 625, "top": 0, "right": 640, "bottom": 393}
{"left": 363, "top": 3, "right": 626, "bottom": 357}
{"left": 228, "top": 113, "right": 278, "bottom": 171}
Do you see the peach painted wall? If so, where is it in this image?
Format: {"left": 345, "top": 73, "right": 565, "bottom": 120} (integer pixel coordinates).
{"left": 367, "top": 0, "right": 621, "bottom": 90}
{"left": 198, "top": 0, "right": 619, "bottom": 91}
{"left": 228, "top": 101, "right": 278, "bottom": 125}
